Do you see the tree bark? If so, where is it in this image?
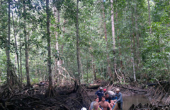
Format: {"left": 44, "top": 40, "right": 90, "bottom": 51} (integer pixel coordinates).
{"left": 23, "top": 0, "right": 31, "bottom": 87}
{"left": 131, "top": 7, "right": 136, "bottom": 82}
{"left": 61, "top": 20, "right": 65, "bottom": 59}
{"left": 132, "top": 35, "right": 136, "bottom": 82}
{"left": 20, "top": 37, "right": 22, "bottom": 83}
{"left": 76, "top": 0, "right": 81, "bottom": 85}
{"left": 80, "top": 54, "right": 84, "bottom": 83}
{"left": 7, "top": 0, "right": 11, "bottom": 85}
{"left": 110, "top": 0, "right": 116, "bottom": 80}
{"left": 134, "top": 1, "right": 140, "bottom": 70}
{"left": 147, "top": 0, "right": 151, "bottom": 34}
{"left": 91, "top": 54, "right": 96, "bottom": 80}
{"left": 12, "top": 12, "right": 20, "bottom": 83}
{"left": 110, "top": 0, "right": 116, "bottom": 54}
{"left": 46, "top": 0, "right": 52, "bottom": 88}
{"left": 54, "top": 7, "right": 61, "bottom": 83}
{"left": 86, "top": 53, "right": 88, "bottom": 83}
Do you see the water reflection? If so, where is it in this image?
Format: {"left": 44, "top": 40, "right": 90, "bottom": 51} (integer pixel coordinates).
{"left": 123, "top": 95, "right": 149, "bottom": 110}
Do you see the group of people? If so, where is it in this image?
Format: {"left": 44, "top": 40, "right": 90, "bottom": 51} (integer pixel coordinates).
{"left": 82, "top": 87, "right": 123, "bottom": 110}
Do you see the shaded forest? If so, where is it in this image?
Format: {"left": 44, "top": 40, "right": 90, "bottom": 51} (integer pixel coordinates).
{"left": 0, "top": 0, "right": 170, "bottom": 87}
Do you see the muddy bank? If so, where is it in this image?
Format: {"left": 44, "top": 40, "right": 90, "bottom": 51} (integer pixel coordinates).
{"left": 1, "top": 81, "right": 170, "bottom": 110}
{"left": 0, "top": 84, "right": 90, "bottom": 110}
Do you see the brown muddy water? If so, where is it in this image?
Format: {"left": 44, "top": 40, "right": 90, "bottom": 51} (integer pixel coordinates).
{"left": 123, "top": 95, "right": 149, "bottom": 110}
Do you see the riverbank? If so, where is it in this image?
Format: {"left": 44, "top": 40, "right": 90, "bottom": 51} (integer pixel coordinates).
{"left": 0, "top": 81, "right": 170, "bottom": 110}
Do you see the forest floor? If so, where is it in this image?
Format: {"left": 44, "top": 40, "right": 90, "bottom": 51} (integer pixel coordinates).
{"left": 0, "top": 81, "right": 170, "bottom": 110}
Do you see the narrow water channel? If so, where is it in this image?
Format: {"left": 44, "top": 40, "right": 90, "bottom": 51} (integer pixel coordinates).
{"left": 123, "top": 95, "right": 149, "bottom": 110}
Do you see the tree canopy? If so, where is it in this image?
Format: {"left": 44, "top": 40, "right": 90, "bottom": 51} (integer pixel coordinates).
{"left": 0, "top": 0, "right": 170, "bottom": 86}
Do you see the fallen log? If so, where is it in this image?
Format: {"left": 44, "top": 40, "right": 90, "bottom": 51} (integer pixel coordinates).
{"left": 87, "top": 83, "right": 100, "bottom": 89}
{"left": 129, "top": 103, "right": 170, "bottom": 110}
{"left": 121, "top": 86, "right": 147, "bottom": 94}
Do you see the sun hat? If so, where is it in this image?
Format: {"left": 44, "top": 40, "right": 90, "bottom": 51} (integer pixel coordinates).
{"left": 99, "top": 87, "right": 103, "bottom": 89}
{"left": 81, "top": 107, "right": 87, "bottom": 110}
{"left": 116, "top": 88, "right": 120, "bottom": 91}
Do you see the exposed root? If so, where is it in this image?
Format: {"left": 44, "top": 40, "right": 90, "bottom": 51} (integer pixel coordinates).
{"left": 45, "top": 86, "right": 57, "bottom": 98}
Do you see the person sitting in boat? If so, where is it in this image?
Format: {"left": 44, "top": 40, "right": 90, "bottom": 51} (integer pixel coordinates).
{"left": 105, "top": 92, "right": 118, "bottom": 110}
{"left": 115, "top": 88, "right": 123, "bottom": 110}
{"left": 105, "top": 92, "right": 112, "bottom": 103}
{"left": 89, "top": 96, "right": 99, "bottom": 110}
{"left": 99, "top": 96, "right": 112, "bottom": 110}
{"left": 110, "top": 100, "right": 118, "bottom": 110}
{"left": 108, "top": 91, "right": 116, "bottom": 98}
{"left": 95, "top": 87, "right": 104, "bottom": 101}
{"left": 93, "top": 102, "right": 102, "bottom": 110}
{"left": 103, "top": 88, "right": 107, "bottom": 93}
{"left": 108, "top": 90, "right": 117, "bottom": 100}
{"left": 105, "top": 90, "right": 117, "bottom": 102}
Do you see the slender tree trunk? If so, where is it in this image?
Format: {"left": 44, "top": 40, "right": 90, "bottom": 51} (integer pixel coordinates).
{"left": 61, "top": 20, "right": 65, "bottom": 58}
{"left": 132, "top": 35, "right": 136, "bottom": 82}
{"left": 147, "top": 0, "right": 151, "bottom": 34}
{"left": 60, "top": 20, "right": 65, "bottom": 66}
{"left": 86, "top": 53, "right": 88, "bottom": 83}
{"left": 134, "top": 2, "right": 140, "bottom": 70}
{"left": 46, "top": 0, "right": 52, "bottom": 88}
{"left": 20, "top": 37, "right": 22, "bottom": 83}
{"left": 80, "top": 55, "right": 83, "bottom": 83}
{"left": 19, "top": 18, "right": 22, "bottom": 83}
{"left": 102, "top": 1, "right": 112, "bottom": 79}
{"left": 56, "top": 9, "right": 60, "bottom": 67}
{"left": 110, "top": 0, "right": 116, "bottom": 81}
{"left": 7, "top": 0, "right": 11, "bottom": 85}
{"left": 76, "top": 0, "right": 81, "bottom": 85}
{"left": 131, "top": 8, "right": 136, "bottom": 82}
{"left": 12, "top": 12, "right": 20, "bottom": 82}
{"left": 23, "top": 1, "right": 31, "bottom": 87}
{"left": 91, "top": 54, "right": 96, "bottom": 80}
{"left": 110, "top": 0, "right": 116, "bottom": 54}
{"left": 54, "top": 7, "right": 60, "bottom": 84}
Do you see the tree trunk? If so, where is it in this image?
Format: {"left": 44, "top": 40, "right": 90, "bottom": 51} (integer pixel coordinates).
{"left": 61, "top": 20, "right": 65, "bottom": 59}
{"left": 86, "top": 53, "right": 88, "bottom": 83}
{"left": 102, "top": 1, "right": 112, "bottom": 79}
{"left": 80, "top": 55, "right": 84, "bottom": 83}
{"left": 131, "top": 7, "right": 136, "bottom": 82}
{"left": 60, "top": 19, "right": 65, "bottom": 67}
{"left": 110, "top": 0, "right": 116, "bottom": 54}
{"left": 132, "top": 35, "right": 136, "bottom": 82}
{"left": 134, "top": 2, "right": 140, "bottom": 70}
{"left": 46, "top": 0, "right": 52, "bottom": 88}
{"left": 91, "top": 54, "right": 96, "bottom": 80}
{"left": 54, "top": 7, "right": 61, "bottom": 83}
{"left": 7, "top": 0, "right": 11, "bottom": 85}
{"left": 147, "top": 0, "right": 151, "bottom": 34}
{"left": 23, "top": 0, "right": 31, "bottom": 87}
{"left": 110, "top": 0, "right": 116, "bottom": 81}
{"left": 12, "top": 12, "right": 20, "bottom": 83}
{"left": 19, "top": 34, "right": 22, "bottom": 84}
{"left": 76, "top": 0, "right": 81, "bottom": 85}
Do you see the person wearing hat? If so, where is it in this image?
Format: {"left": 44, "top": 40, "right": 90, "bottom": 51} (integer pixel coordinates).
{"left": 115, "top": 88, "right": 123, "bottom": 110}
{"left": 95, "top": 87, "right": 104, "bottom": 101}
{"left": 89, "top": 96, "right": 99, "bottom": 110}
{"left": 93, "top": 102, "right": 102, "bottom": 110}
{"left": 103, "top": 88, "right": 107, "bottom": 93}
{"left": 81, "top": 107, "right": 87, "bottom": 110}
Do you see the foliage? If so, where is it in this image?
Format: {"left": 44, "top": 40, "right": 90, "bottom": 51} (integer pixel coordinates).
{"left": 0, "top": 0, "right": 170, "bottom": 85}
